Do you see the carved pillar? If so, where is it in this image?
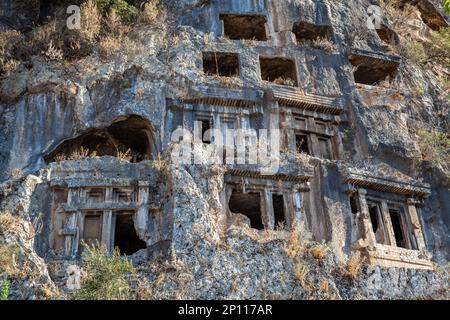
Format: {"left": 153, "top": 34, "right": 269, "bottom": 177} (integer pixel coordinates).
{"left": 357, "top": 188, "right": 376, "bottom": 245}
{"left": 407, "top": 198, "right": 426, "bottom": 251}
{"left": 74, "top": 211, "right": 84, "bottom": 256}
{"left": 105, "top": 188, "right": 113, "bottom": 203}
{"left": 380, "top": 201, "right": 396, "bottom": 246}
{"left": 135, "top": 185, "right": 149, "bottom": 241}
{"left": 262, "top": 189, "right": 273, "bottom": 230}
{"left": 293, "top": 190, "right": 303, "bottom": 222}
{"left": 102, "top": 210, "right": 113, "bottom": 251}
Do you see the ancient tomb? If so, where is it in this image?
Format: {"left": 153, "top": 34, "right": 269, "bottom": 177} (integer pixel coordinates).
{"left": 219, "top": 14, "right": 268, "bottom": 41}
{"left": 260, "top": 57, "right": 298, "bottom": 86}
{"left": 47, "top": 159, "right": 157, "bottom": 257}
{"left": 342, "top": 168, "right": 432, "bottom": 270}
{"left": 349, "top": 49, "right": 401, "bottom": 86}
{"left": 292, "top": 21, "right": 333, "bottom": 43}
{"left": 225, "top": 169, "right": 312, "bottom": 230}
{"left": 401, "top": 0, "right": 449, "bottom": 31}
{"left": 203, "top": 52, "right": 240, "bottom": 77}
{"left": 44, "top": 116, "right": 156, "bottom": 163}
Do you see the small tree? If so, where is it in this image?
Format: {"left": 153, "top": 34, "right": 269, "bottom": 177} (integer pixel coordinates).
{"left": 74, "top": 244, "right": 136, "bottom": 300}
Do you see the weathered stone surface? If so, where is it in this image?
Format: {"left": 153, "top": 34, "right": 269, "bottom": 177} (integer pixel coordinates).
{"left": 0, "top": 0, "right": 448, "bottom": 299}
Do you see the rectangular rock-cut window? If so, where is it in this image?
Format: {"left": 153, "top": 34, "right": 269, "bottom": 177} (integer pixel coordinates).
{"left": 83, "top": 213, "right": 102, "bottom": 248}
{"left": 203, "top": 52, "right": 240, "bottom": 77}
{"left": 368, "top": 201, "right": 389, "bottom": 245}
{"left": 296, "top": 134, "right": 310, "bottom": 155}
{"left": 292, "top": 21, "right": 333, "bottom": 42}
{"left": 389, "top": 208, "right": 412, "bottom": 249}
{"left": 113, "top": 188, "right": 135, "bottom": 203}
{"left": 229, "top": 191, "right": 264, "bottom": 230}
{"left": 220, "top": 14, "right": 268, "bottom": 41}
{"left": 349, "top": 55, "right": 398, "bottom": 86}
{"left": 86, "top": 188, "right": 105, "bottom": 203}
{"left": 272, "top": 194, "right": 286, "bottom": 229}
{"left": 260, "top": 57, "right": 298, "bottom": 86}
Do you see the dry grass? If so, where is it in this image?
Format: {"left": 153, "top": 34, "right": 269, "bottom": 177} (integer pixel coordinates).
{"left": 98, "top": 36, "right": 121, "bottom": 59}
{"left": 152, "top": 153, "right": 168, "bottom": 172}
{"left": 320, "top": 279, "right": 330, "bottom": 294}
{"left": 67, "top": 147, "right": 97, "bottom": 161}
{"left": 116, "top": 148, "right": 133, "bottom": 162}
{"left": 155, "top": 273, "right": 167, "bottom": 286}
{"left": 272, "top": 77, "right": 296, "bottom": 86}
{"left": 343, "top": 252, "right": 364, "bottom": 280}
{"left": 300, "top": 38, "right": 336, "bottom": 52}
{"left": 140, "top": 0, "right": 161, "bottom": 25}
{"left": 0, "top": 213, "right": 23, "bottom": 234}
{"left": 0, "top": 242, "right": 20, "bottom": 276}
{"left": 44, "top": 40, "right": 64, "bottom": 61}
{"left": 294, "top": 263, "right": 309, "bottom": 288}
{"left": 80, "top": 0, "right": 101, "bottom": 42}
{"left": 309, "top": 243, "right": 329, "bottom": 260}
{"left": 283, "top": 222, "right": 310, "bottom": 258}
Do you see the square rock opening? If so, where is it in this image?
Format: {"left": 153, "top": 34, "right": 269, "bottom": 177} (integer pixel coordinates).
{"left": 220, "top": 14, "right": 268, "bottom": 41}
{"left": 203, "top": 52, "right": 240, "bottom": 77}
{"left": 292, "top": 21, "right": 333, "bottom": 42}
{"left": 260, "top": 57, "right": 298, "bottom": 86}
{"left": 350, "top": 56, "right": 398, "bottom": 86}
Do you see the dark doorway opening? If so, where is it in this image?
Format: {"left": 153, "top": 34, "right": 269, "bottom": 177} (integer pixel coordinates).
{"left": 296, "top": 135, "right": 310, "bottom": 154}
{"left": 368, "top": 204, "right": 379, "bottom": 233}
{"left": 389, "top": 209, "right": 407, "bottom": 248}
{"left": 260, "top": 57, "right": 298, "bottom": 86}
{"left": 272, "top": 194, "right": 285, "bottom": 229}
{"left": 114, "top": 213, "right": 147, "bottom": 255}
{"left": 220, "top": 14, "right": 268, "bottom": 41}
{"left": 201, "top": 119, "right": 212, "bottom": 144}
{"left": 349, "top": 196, "right": 358, "bottom": 215}
{"left": 203, "top": 52, "right": 240, "bottom": 77}
{"left": 229, "top": 191, "right": 264, "bottom": 230}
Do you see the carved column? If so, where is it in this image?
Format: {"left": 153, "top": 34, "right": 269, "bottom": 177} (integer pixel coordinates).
{"left": 135, "top": 185, "right": 149, "bottom": 241}
{"left": 380, "top": 201, "right": 396, "bottom": 246}
{"left": 407, "top": 198, "right": 426, "bottom": 251}
{"left": 357, "top": 188, "right": 376, "bottom": 246}
{"left": 102, "top": 210, "right": 113, "bottom": 251}
{"left": 262, "top": 189, "right": 273, "bottom": 230}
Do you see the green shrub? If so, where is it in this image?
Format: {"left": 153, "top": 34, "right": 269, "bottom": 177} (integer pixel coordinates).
{"left": 74, "top": 244, "right": 136, "bottom": 300}
{"left": 0, "top": 280, "right": 9, "bottom": 300}
{"left": 96, "top": 0, "right": 138, "bottom": 23}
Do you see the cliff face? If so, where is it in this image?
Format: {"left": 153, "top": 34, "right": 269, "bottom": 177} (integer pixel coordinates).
{"left": 0, "top": 0, "right": 449, "bottom": 299}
